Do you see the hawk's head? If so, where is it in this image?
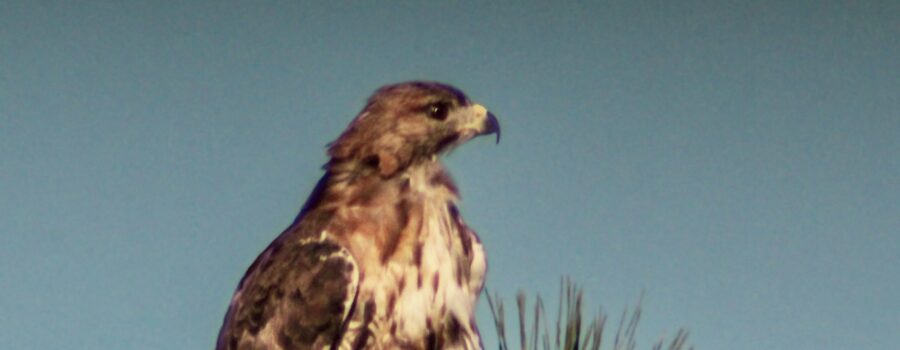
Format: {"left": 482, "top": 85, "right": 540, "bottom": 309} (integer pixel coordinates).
{"left": 328, "top": 81, "right": 500, "bottom": 176}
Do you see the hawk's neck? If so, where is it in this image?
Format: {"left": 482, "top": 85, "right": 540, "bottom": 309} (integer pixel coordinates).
{"left": 313, "top": 159, "right": 461, "bottom": 265}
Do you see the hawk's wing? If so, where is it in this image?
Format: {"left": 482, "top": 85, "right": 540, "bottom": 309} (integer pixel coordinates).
{"left": 216, "top": 206, "right": 359, "bottom": 350}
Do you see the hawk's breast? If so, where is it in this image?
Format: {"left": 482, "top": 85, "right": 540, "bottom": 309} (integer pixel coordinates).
{"left": 336, "top": 163, "right": 486, "bottom": 350}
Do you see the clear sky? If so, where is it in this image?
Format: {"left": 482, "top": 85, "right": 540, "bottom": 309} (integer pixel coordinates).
{"left": 1, "top": 1, "right": 898, "bottom": 349}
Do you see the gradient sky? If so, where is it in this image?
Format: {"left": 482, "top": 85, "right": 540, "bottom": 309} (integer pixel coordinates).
{"left": 2, "top": 1, "right": 898, "bottom": 349}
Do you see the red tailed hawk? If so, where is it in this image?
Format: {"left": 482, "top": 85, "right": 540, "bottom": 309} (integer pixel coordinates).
{"left": 216, "top": 81, "right": 500, "bottom": 350}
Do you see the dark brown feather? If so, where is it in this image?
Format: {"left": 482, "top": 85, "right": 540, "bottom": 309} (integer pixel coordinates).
{"left": 216, "top": 209, "right": 357, "bottom": 350}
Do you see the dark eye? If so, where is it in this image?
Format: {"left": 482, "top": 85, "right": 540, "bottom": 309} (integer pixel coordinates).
{"left": 427, "top": 102, "right": 450, "bottom": 121}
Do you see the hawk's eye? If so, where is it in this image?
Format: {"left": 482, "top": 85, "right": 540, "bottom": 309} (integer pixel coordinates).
{"left": 426, "top": 102, "right": 450, "bottom": 121}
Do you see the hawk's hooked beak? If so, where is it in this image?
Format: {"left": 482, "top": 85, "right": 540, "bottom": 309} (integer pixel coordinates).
{"left": 468, "top": 104, "right": 501, "bottom": 144}
{"left": 483, "top": 111, "right": 501, "bottom": 144}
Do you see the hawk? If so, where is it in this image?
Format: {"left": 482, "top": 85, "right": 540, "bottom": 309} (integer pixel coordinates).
{"left": 216, "top": 81, "right": 500, "bottom": 350}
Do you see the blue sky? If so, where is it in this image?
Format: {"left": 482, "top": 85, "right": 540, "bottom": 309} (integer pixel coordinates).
{"left": 1, "top": 1, "right": 898, "bottom": 349}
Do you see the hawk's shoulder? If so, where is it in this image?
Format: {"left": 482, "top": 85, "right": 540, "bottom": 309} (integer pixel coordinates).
{"left": 216, "top": 207, "right": 359, "bottom": 350}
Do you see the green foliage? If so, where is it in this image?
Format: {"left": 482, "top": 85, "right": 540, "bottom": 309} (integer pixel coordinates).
{"left": 486, "top": 278, "right": 692, "bottom": 350}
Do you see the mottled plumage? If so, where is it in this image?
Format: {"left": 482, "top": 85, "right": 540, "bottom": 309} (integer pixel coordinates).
{"left": 216, "top": 81, "right": 499, "bottom": 350}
